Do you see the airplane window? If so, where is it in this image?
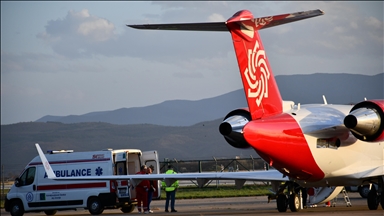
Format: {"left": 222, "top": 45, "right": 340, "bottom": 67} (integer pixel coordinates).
{"left": 316, "top": 138, "right": 340, "bottom": 149}
{"left": 316, "top": 139, "right": 328, "bottom": 148}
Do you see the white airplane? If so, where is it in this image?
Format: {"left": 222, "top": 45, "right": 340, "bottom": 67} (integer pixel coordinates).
{"left": 37, "top": 9, "right": 384, "bottom": 212}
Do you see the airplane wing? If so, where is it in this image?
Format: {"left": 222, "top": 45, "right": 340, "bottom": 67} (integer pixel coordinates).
{"left": 35, "top": 144, "right": 288, "bottom": 187}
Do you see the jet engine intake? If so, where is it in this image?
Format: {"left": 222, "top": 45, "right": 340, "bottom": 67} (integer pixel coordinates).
{"left": 219, "top": 109, "right": 251, "bottom": 149}
{"left": 344, "top": 100, "right": 384, "bottom": 142}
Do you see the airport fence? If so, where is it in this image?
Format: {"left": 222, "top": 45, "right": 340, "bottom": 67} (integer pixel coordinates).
{"left": 159, "top": 157, "right": 269, "bottom": 173}
{"left": 158, "top": 157, "right": 272, "bottom": 187}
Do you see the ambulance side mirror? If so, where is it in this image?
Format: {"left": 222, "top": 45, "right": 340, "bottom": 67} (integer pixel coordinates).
{"left": 14, "top": 178, "right": 20, "bottom": 187}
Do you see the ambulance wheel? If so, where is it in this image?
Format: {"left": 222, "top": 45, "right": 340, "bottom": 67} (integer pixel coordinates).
{"left": 44, "top": 210, "right": 57, "bottom": 215}
{"left": 276, "top": 194, "right": 288, "bottom": 212}
{"left": 289, "top": 193, "right": 300, "bottom": 212}
{"left": 121, "top": 204, "right": 135, "bottom": 213}
{"left": 10, "top": 200, "right": 24, "bottom": 216}
{"left": 88, "top": 197, "right": 104, "bottom": 215}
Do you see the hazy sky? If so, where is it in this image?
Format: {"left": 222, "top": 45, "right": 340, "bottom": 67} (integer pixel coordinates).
{"left": 1, "top": 1, "right": 383, "bottom": 125}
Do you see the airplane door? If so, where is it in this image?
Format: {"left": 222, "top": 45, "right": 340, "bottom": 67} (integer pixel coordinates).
{"left": 142, "top": 150, "right": 161, "bottom": 199}
{"left": 15, "top": 167, "right": 38, "bottom": 210}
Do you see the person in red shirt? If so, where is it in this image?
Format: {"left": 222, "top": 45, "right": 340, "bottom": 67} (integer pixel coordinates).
{"left": 136, "top": 165, "right": 150, "bottom": 213}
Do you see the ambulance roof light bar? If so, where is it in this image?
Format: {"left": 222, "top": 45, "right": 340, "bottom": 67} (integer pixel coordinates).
{"left": 47, "top": 150, "right": 74, "bottom": 154}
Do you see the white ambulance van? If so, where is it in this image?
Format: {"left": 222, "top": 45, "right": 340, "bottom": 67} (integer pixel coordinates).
{"left": 5, "top": 147, "right": 161, "bottom": 216}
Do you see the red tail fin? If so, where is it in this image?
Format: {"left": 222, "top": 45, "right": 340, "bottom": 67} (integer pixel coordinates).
{"left": 224, "top": 10, "right": 324, "bottom": 119}
{"left": 226, "top": 10, "right": 281, "bottom": 119}
{"left": 127, "top": 9, "right": 324, "bottom": 119}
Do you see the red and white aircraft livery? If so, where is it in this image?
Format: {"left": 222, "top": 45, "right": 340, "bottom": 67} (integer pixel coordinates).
{"left": 37, "top": 9, "right": 384, "bottom": 213}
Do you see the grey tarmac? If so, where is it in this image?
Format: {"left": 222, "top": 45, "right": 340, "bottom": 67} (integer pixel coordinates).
{"left": 2, "top": 192, "right": 383, "bottom": 216}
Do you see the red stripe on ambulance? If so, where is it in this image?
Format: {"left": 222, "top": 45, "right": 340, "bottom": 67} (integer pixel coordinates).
{"left": 37, "top": 182, "right": 107, "bottom": 191}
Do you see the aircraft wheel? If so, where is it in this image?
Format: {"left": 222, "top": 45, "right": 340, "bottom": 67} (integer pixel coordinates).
{"left": 358, "top": 185, "right": 370, "bottom": 198}
{"left": 380, "top": 194, "right": 384, "bottom": 210}
{"left": 367, "top": 189, "right": 379, "bottom": 210}
{"left": 289, "top": 193, "right": 301, "bottom": 212}
{"left": 88, "top": 197, "right": 104, "bottom": 215}
{"left": 276, "top": 194, "right": 288, "bottom": 212}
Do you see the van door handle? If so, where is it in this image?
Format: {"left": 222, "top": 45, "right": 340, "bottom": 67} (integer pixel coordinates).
{"left": 33, "top": 185, "right": 36, "bottom": 191}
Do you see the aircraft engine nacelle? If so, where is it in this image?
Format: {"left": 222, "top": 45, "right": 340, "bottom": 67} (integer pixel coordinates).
{"left": 343, "top": 100, "right": 384, "bottom": 142}
{"left": 219, "top": 109, "right": 252, "bottom": 149}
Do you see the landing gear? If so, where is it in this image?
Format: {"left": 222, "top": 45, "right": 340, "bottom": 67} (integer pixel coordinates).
{"left": 276, "top": 194, "right": 288, "bottom": 212}
{"left": 289, "top": 193, "right": 301, "bottom": 212}
{"left": 381, "top": 192, "right": 384, "bottom": 210}
{"left": 275, "top": 181, "right": 302, "bottom": 212}
{"left": 367, "top": 187, "right": 379, "bottom": 210}
{"left": 367, "top": 176, "right": 383, "bottom": 210}
{"left": 358, "top": 185, "right": 370, "bottom": 198}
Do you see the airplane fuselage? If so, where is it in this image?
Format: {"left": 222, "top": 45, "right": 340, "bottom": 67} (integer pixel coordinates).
{"left": 247, "top": 103, "right": 384, "bottom": 187}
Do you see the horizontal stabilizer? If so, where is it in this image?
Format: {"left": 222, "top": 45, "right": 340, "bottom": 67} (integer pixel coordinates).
{"left": 127, "top": 9, "right": 324, "bottom": 32}
{"left": 128, "top": 22, "right": 228, "bottom": 31}
{"left": 255, "top": 9, "right": 324, "bottom": 30}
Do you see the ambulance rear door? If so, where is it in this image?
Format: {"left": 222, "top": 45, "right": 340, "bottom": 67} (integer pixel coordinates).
{"left": 113, "top": 151, "right": 130, "bottom": 199}
{"left": 141, "top": 150, "right": 161, "bottom": 199}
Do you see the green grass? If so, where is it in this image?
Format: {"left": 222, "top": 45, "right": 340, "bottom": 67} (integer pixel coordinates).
{"left": 160, "top": 185, "right": 272, "bottom": 199}
{"left": 1, "top": 189, "right": 9, "bottom": 209}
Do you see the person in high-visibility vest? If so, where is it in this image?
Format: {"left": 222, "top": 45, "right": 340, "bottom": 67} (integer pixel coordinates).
{"left": 161, "top": 165, "right": 179, "bottom": 212}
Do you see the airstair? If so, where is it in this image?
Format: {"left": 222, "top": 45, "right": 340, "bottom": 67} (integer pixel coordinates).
{"left": 331, "top": 187, "right": 352, "bottom": 207}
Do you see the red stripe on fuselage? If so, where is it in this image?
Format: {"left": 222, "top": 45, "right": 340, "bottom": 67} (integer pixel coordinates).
{"left": 243, "top": 113, "right": 324, "bottom": 181}
{"left": 37, "top": 182, "right": 107, "bottom": 191}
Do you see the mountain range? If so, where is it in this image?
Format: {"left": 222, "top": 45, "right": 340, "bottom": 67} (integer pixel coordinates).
{"left": 35, "top": 73, "right": 383, "bottom": 126}
{"left": 2, "top": 73, "right": 383, "bottom": 178}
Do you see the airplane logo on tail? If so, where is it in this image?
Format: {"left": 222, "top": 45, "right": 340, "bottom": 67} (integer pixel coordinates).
{"left": 244, "top": 39, "right": 270, "bottom": 107}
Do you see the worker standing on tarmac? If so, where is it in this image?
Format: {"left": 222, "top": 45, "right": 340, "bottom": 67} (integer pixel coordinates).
{"left": 162, "top": 165, "right": 179, "bottom": 212}
{"left": 136, "top": 165, "right": 150, "bottom": 213}
{"left": 146, "top": 165, "right": 156, "bottom": 213}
